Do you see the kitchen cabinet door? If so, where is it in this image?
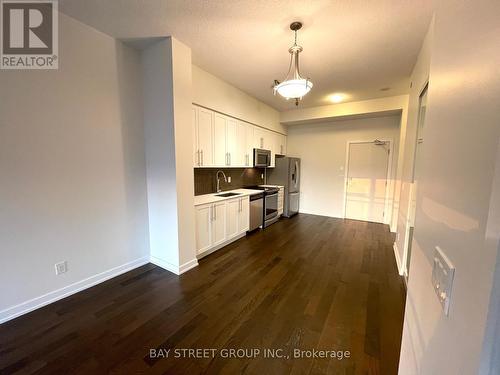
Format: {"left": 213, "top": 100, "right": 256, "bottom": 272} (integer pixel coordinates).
{"left": 226, "top": 117, "right": 239, "bottom": 166}
{"left": 226, "top": 198, "right": 240, "bottom": 239}
{"left": 213, "top": 113, "right": 227, "bottom": 167}
{"left": 266, "top": 130, "right": 277, "bottom": 168}
{"left": 211, "top": 201, "right": 226, "bottom": 247}
{"left": 276, "top": 134, "right": 286, "bottom": 156}
{"left": 253, "top": 127, "right": 266, "bottom": 149}
{"left": 195, "top": 204, "right": 212, "bottom": 254}
{"left": 197, "top": 107, "right": 214, "bottom": 167}
{"left": 232, "top": 120, "right": 247, "bottom": 167}
{"left": 192, "top": 106, "right": 199, "bottom": 167}
{"left": 280, "top": 134, "right": 287, "bottom": 155}
{"left": 238, "top": 197, "right": 250, "bottom": 232}
{"left": 244, "top": 123, "right": 254, "bottom": 167}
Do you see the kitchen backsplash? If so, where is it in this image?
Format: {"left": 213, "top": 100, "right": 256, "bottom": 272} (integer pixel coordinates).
{"left": 194, "top": 168, "right": 265, "bottom": 196}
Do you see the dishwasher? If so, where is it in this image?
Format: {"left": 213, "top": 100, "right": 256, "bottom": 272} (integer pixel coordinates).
{"left": 248, "top": 192, "right": 264, "bottom": 231}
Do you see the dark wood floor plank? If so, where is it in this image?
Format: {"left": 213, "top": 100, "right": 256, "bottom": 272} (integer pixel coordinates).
{"left": 0, "top": 214, "right": 405, "bottom": 375}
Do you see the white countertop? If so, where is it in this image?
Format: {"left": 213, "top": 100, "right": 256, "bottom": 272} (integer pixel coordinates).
{"left": 194, "top": 188, "right": 263, "bottom": 206}
{"left": 259, "top": 184, "right": 284, "bottom": 189}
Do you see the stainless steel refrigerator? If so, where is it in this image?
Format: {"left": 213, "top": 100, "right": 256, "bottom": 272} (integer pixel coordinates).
{"left": 267, "top": 156, "right": 300, "bottom": 217}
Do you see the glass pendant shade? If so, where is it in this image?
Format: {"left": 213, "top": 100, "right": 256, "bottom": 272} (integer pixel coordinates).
{"left": 273, "top": 22, "right": 313, "bottom": 105}
{"left": 275, "top": 78, "right": 313, "bottom": 99}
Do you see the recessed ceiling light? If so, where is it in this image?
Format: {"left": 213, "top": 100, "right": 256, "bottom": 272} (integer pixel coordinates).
{"left": 328, "top": 93, "right": 346, "bottom": 103}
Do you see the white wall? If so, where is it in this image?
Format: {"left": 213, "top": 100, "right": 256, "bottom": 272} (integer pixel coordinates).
{"left": 0, "top": 14, "right": 150, "bottom": 322}
{"left": 398, "top": 1, "right": 500, "bottom": 373}
{"left": 142, "top": 38, "right": 197, "bottom": 275}
{"left": 287, "top": 115, "right": 400, "bottom": 220}
{"left": 192, "top": 65, "right": 286, "bottom": 134}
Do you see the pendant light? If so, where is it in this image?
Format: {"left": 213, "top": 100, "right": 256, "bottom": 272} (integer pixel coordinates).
{"left": 273, "top": 22, "right": 313, "bottom": 106}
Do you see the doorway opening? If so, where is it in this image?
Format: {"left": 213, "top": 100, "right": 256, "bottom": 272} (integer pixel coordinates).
{"left": 344, "top": 139, "right": 393, "bottom": 224}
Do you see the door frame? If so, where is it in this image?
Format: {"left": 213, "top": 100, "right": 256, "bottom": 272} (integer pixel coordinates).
{"left": 342, "top": 138, "right": 394, "bottom": 225}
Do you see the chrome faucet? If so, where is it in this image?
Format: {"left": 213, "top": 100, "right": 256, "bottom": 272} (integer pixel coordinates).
{"left": 216, "top": 170, "right": 228, "bottom": 193}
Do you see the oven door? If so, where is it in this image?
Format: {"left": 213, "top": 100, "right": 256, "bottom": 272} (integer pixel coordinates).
{"left": 264, "top": 191, "right": 278, "bottom": 226}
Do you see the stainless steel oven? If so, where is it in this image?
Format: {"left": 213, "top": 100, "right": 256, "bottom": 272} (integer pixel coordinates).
{"left": 264, "top": 187, "right": 279, "bottom": 227}
{"left": 253, "top": 148, "right": 271, "bottom": 168}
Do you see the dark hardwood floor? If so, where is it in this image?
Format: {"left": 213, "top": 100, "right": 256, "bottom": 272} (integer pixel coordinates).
{"left": 0, "top": 214, "right": 406, "bottom": 375}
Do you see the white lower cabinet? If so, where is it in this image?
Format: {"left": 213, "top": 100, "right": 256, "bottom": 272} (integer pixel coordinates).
{"left": 226, "top": 198, "right": 240, "bottom": 239}
{"left": 195, "top": 196, "right": 250, "bottom": 256}
{"left": 226, "top": 196, "right": 249, "bottom": 239}
{"left": 195, "top": 204, "right": 212, "bottom": 254}
{"left": 212, "top": 201, "right": 226, "bottom": 247}
{"left": 238, "top": 196, "right": 249, "bottom": 232}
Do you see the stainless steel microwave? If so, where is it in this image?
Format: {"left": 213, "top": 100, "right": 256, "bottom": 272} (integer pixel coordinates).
{"left": 253, "top": 148, "right": 271, "bottom": 167}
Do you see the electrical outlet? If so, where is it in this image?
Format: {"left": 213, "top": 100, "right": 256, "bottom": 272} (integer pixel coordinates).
{"left": 55, "top": 261, "right": 68, "bottom": 275}
{"left": 261, "top": 173, "right": 264, "bottom": 179}
{"left": 227, "top": 176, "right": 231, "bottom": 183}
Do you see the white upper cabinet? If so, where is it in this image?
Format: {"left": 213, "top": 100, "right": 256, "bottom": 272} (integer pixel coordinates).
{"left": 226, "top": 117, "right": 241, "bottom": 167}
{"left": 275, "top": 133, "right": 286, "bottom": 156}
{"left": 233, "top": 120, "right": 247, "bottom": 167}
{"left": 213, "top": 113, "right": 227, "bottom": 166}
{"left": 192, "top": 104, "right": 285, "bottom": 168}
{"left": 243, "top": 122, "right": 254, "bottom": 167}
{"left": 192, "top": 106, "right": 198, "bottom": 166}
{"left": 253, "top": 127, "right": 266, "bottom": 149}
{"left": 193, "top": 106, "right": 214, "bottom": 167}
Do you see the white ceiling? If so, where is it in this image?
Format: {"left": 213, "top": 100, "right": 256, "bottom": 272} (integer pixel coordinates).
{"left": 59, "top": 0, "right": 436, "bottom": 111}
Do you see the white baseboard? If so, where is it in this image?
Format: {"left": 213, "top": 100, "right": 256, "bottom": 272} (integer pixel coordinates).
{"left": 149, "top": 255, "right": 198, "bottom": 275}
{"left": 179, "top": 258, "right": 199, "bottom": 274}
{"left": 393, "top": 242, "right": 405, "bottom": 276}
{"left": 0, "top": 256, "right": 150, "bottom": 325}
{"left": 297, "top": 209, "right": 343, "bottom": 219}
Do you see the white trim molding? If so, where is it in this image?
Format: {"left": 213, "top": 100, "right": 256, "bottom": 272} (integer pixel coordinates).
{"left": 0, "top": 256, "right": 150, "bottom": 324}
{"left": 393, "top": 242, "right": 405, "bottom": 276}
{"left": 149, "top": 256, "right": 199, "bottom": 275}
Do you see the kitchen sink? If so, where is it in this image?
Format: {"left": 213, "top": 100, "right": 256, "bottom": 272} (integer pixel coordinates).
{"left": 215, "top": 192, "right": 241, "bottom": 197}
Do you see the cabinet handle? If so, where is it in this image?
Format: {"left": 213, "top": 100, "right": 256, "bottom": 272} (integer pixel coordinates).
{"left": 201, "top": 150, "right": 204, "bottom": 166}
{"left": 229, "top": 153, "right": 231, "bottom": 165}
{"left": 197, "top": 150, "right": 201, "bottom": 166}
{"left": 280, "top": 145, "right": 283, "bottom": 154}
{"left": 260, "top": 137, "right": 264, "bottom": 148}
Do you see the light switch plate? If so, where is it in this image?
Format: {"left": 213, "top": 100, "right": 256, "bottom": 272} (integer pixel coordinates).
{"left": 432, "top": 246, "right": 455, "bottom": 316}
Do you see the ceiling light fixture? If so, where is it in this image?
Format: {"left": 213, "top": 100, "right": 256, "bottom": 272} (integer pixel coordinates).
{"left": 329, "top": 93, "right": 345, "bottom": 103}
{"left": 273, "top": 22, "right": 313, "bottom": 106}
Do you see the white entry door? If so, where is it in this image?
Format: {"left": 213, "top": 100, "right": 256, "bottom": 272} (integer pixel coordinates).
{"left": 345, "top": 140, "right": 390, "bottom": 223}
